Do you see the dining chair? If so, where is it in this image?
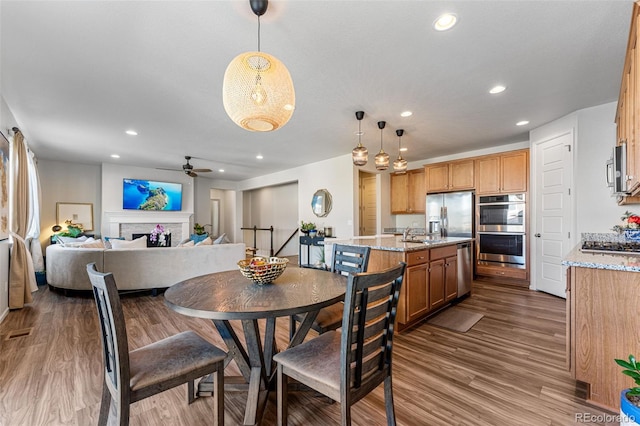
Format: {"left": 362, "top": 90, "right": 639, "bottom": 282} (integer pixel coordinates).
{"left": 290, "top": 244, "right": 371, "bottom": 339}
{"left": 275, "top": 262, "right": 407, "bottom": 426}
{"left": 86, "top": 263, "right": 227, "bottom": 426}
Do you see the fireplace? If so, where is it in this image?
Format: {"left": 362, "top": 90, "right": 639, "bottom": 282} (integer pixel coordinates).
{"left": 103, "top": 211, "right": 192, "bottom": 247}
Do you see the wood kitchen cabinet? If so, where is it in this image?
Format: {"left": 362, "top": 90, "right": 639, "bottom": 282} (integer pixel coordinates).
{"left": 390, "top": 169, "right": 425, "bottom": 214}
{"left": 568, "top": 265, "right": 640, "bottom": 411}
{"left": 616, "top": 2, "right": 640, "bottom": 201}
{"left": 425, "top": 159, "right": 474, "bottom": 193}
{"left": 475, "top": 150, "right": 529, "bottom": 195}
{"left": 428, "top": 245, "right": 457, "bottom": 309}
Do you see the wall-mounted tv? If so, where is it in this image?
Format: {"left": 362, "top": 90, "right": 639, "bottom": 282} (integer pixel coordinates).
{"left": 123, "top": 179, "right": 183, "bottom": 211}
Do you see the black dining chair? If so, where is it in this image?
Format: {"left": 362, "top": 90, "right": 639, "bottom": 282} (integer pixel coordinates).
{"left": 86, "top": 263, "right": 227, "bottom": 426}
{"left": 289, "top": 244, "right": 371, "bottom": 339}
{"left": 274, "top": 262, "right": 407, "bottom": 425}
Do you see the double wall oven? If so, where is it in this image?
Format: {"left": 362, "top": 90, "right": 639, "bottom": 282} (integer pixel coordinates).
{"left": 477, "top": 194, "right": 526, "bottom": 269}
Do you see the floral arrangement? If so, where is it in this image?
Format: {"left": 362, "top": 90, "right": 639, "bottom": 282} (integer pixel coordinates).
{"left": 193, "top": 223, "right": 206, "bottom": 235}
{"left": 612, "top": 211, "right": 640, "bottom": 233}
{"left": 57, "top": 220, "right": 84, "bottom": 238}
{"left": 149, "top": 224, "right": 168, "bottom": 246}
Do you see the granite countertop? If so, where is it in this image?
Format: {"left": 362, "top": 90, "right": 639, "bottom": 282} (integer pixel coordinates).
{"left": 562, "top": 244, "right": 640, "bottom": 272}
{"left": 322, "top": 235, "right": 474, "bottom": 253}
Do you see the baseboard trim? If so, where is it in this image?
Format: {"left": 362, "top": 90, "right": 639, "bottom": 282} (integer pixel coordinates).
{"left": 0, "top": 306, "right": 8, "bottom": 324}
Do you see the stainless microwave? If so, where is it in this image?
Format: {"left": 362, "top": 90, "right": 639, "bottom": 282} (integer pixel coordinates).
{"left": 607, "top": 142, "right": 628, "bottom": 195}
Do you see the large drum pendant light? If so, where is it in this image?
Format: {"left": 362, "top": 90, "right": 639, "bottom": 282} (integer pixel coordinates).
{"left": 223, "top": 0, "right": 295, "bottom": 132}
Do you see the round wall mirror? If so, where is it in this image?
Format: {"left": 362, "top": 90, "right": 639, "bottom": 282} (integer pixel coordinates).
{"left": 311, "top": 189, "right": 332, "bottom": 217}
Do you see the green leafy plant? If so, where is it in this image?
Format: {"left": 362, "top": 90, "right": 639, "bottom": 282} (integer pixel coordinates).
{"left": 300, "top": 221, "right": 316, "bottom": 232}
{"left": 193, "top": 223, "right": 206, "bottom": 235}
{"left": 56, "top": 221, "right": 84, "bottom": 238}
{"left": 615, "top": 354, "right": 640, "bottom": 397}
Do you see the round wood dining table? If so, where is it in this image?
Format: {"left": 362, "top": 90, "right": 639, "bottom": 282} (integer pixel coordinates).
{"left": 164, "top": 265, "right": 346, "bottom": 426}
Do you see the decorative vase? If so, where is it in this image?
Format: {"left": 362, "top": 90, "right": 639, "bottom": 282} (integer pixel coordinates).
{"left": 625, "top": 229, "right": 640, "bottom": 242}
{"left": 308, "top": 229, "right": 317, "bottom": 238}
{"left": 620, "top": 389, "right": 640, "bottom": 425}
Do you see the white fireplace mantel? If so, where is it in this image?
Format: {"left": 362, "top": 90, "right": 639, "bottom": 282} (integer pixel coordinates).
{"left": 103, "top": 211, "right": 193, "bottom": 240}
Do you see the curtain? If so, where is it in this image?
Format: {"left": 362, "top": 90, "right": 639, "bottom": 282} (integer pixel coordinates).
{"left": 26, "top": 149, "right": 43, "bottom": 272}
{"left": 9, "top": 130, "right": 37, "bottom": 309}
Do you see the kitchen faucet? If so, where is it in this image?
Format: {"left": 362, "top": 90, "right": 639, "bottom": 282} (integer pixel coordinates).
{"left": 403, "top": 226, "right": 412, "bottom": 240}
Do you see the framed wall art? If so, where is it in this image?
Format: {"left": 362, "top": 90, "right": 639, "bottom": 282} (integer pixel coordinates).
{"left": 56, "top": 202, "right": 94, "bottom": 231}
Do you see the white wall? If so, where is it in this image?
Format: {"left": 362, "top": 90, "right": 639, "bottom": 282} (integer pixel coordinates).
{"left": 575, "top": 102, "right": 628, "bottom": 234}
{"left": 243, "top": 182, "right": 299, "bottom": 257}
{"left": 100, "top": 163, "right": 195, "bottom": 237}
{"left": 237, "top": 154, "right": 356, "bottom": 240}
{"left": 38, "top": 159, "right": 102, "bottom": 247}
{"left": 530, "top": 101, "right": 625, "bottom": 237}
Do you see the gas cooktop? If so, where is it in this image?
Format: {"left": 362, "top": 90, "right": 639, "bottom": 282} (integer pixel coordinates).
{"left": 581, "top": 240, "right": 640, "bottom": 254}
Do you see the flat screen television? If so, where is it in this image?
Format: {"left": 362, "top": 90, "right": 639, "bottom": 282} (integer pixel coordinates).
{"left": 123, "top": 178, "right": 183, "bottom": 211}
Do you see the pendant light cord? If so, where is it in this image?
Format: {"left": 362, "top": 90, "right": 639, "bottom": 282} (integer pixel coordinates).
{"left": 257, "top": 15, "right": 261, "bottom": 52}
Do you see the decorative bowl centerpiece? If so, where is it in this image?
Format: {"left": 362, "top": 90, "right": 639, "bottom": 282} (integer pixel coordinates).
{"left": 238, "top": 256, "right": 289, "bottom": 285}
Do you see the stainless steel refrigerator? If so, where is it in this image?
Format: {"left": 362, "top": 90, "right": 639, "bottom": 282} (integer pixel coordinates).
{"left": 425, "top": 191, "right": 474, "bottom": 237}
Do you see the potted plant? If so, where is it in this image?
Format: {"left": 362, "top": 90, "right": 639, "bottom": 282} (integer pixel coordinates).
{"left": 615, "top": 354, "right": 640, "bottom": 425}
{"left": 193, "top": 223, "right": 207, "bottom": 235}
{"left": 300, "top": 221, "right": 316, "bottom": 235}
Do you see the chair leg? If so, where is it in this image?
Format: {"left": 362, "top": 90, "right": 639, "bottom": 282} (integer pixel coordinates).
{"left": 340, "top": 402, "right": 351, "bottom": 426}
{"left": 214, "top": 363, "right": 224, "bottom": 426}
{"left": 277, "top": 364, "right": 288, "bottom": 426}
{"left": 384, "top": 375, "right": 396, "bottom": 426}
{"left": 188, "top": 380, "right": 195, "bottom": 404}
{"left": 289, "top": 316, "right": 297, "bottom": 341}
{"left": 116, "top": 396, "right": 130, "bottom": 426}
{"left": 98, "top": 381, "right": 111, "bottom": 426}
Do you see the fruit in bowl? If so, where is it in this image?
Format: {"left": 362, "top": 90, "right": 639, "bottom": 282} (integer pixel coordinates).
{"left": 238, "top": 256, "right": 289, "bottom": 284}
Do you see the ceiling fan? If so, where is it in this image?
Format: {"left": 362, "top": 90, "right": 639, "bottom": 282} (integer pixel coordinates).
{"left": 157, "top": 156, "right": 212, "bottom": 177}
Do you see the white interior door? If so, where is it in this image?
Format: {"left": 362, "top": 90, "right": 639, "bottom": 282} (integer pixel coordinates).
{"left": 533, "top": 132, "right": 573, "bottom": 298}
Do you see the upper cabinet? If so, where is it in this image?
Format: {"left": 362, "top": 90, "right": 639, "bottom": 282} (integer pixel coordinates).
{"left": 616, "top": 3, "right": 640, "bottom": 200}
{"left": 390, "top": 169, "right": 425, "bottom": 214}
{"left": 425, "top": 159, "right": 474, "bottom": 193}
{"left": 475, "top": 150, "right": 529, "bottom": 195}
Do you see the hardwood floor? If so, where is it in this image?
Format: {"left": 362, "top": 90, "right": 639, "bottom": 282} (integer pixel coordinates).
{"left": 0, "top": 281, "right": 617, "bottom": 425}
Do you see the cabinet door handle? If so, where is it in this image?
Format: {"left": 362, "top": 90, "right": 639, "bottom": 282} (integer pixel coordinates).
{"left": 416, "top": 256, "right": 425, "bottom": 260}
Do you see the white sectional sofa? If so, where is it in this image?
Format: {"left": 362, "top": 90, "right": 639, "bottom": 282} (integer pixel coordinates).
{"left": 46, "top": 243, "right": 246, "bottom": 291}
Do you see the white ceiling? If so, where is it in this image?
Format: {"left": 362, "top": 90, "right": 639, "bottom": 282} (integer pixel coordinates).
{"left": 0, "top": 0, "right": 634, "bottom": 181}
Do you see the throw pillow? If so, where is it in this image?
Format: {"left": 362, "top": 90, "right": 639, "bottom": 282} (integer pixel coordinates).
{"left": 195, "top": 236, "right": 213, "bottom": 246}
{"left": 59, "top": 237, "right": 94, "bottom": 247}
{"left": 190, "top": 233, "right": 209, "bottom": 244}
{"left": 79, "top": 239, "right": 105, "bottom": 249}
{"left": 110, "top": 236, "right": 147, "bottom": 250}
{"left": 178, "top": 240, "right": 195, "bottom": 247}
{"left": 57, "top": 235, "right": 88, "bottom": 245}
{"left": 103, "top": 236, "right": 125, "bottom": 249}
{"left": 213, "top": 233, "right": 229, "bottom": 244}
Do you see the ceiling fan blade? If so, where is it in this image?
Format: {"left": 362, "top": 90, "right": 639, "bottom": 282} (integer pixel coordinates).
{"left": 156, "top": 167, "right": 182, "bottom": 171}
{"left": 188, "top": 171, "right": 198, "bottom": 177}
{"left": 192, "top": 168, "right": 212, "bottom": 173}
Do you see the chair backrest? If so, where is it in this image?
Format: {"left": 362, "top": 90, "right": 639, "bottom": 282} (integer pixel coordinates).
{"left": 339, "top": 262, "right": 406, "bottom": 405}
{"left": 86, "top": 263, "right": 130, "bottom": 403}
{"left": 331, "top": 244, "right": 371, "bottom": 276}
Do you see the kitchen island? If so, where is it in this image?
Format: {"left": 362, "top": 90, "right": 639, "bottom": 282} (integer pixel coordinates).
{"left": 562, "top": 245, "right": 640, "bottom": 412}
{"left": 324, "top": 236, "right": 474, "bottom": 331}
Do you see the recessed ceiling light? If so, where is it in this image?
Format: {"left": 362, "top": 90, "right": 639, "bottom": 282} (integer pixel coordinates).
{"left": 400, "top": 111, "right": 413, "bottom": 118}
{"left": 110, "top": 154, "right": 120, "bottom": 159}
{"left": 400, "top": 147, "right": 408, "bottom": 152}
{"left": 516, "top": 120, "right": 530, "bottom": 126}
{"left": 218, "top": 169, "right": 225, "bottom": 173}
{"left": 125, "top": 130, "right": 138, "bottom": 136}
{"left": 256, "top": 154, "right": 263, "bottom": 159}
{"left": 434, "top": 13, "right": 457, "bottom": 31}
{"left": 489, "top": 85, "right": 506, "bottom": 94}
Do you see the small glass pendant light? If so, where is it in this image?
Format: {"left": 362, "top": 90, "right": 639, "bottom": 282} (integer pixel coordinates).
{"left": 374, "top": 121, "right": 389, "bottom": 170}
{"left": 352, "top": 111, "right": 368, "bottom": 166}
{"left": 393, "top": 129, "right": 408, "bottom": 174}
